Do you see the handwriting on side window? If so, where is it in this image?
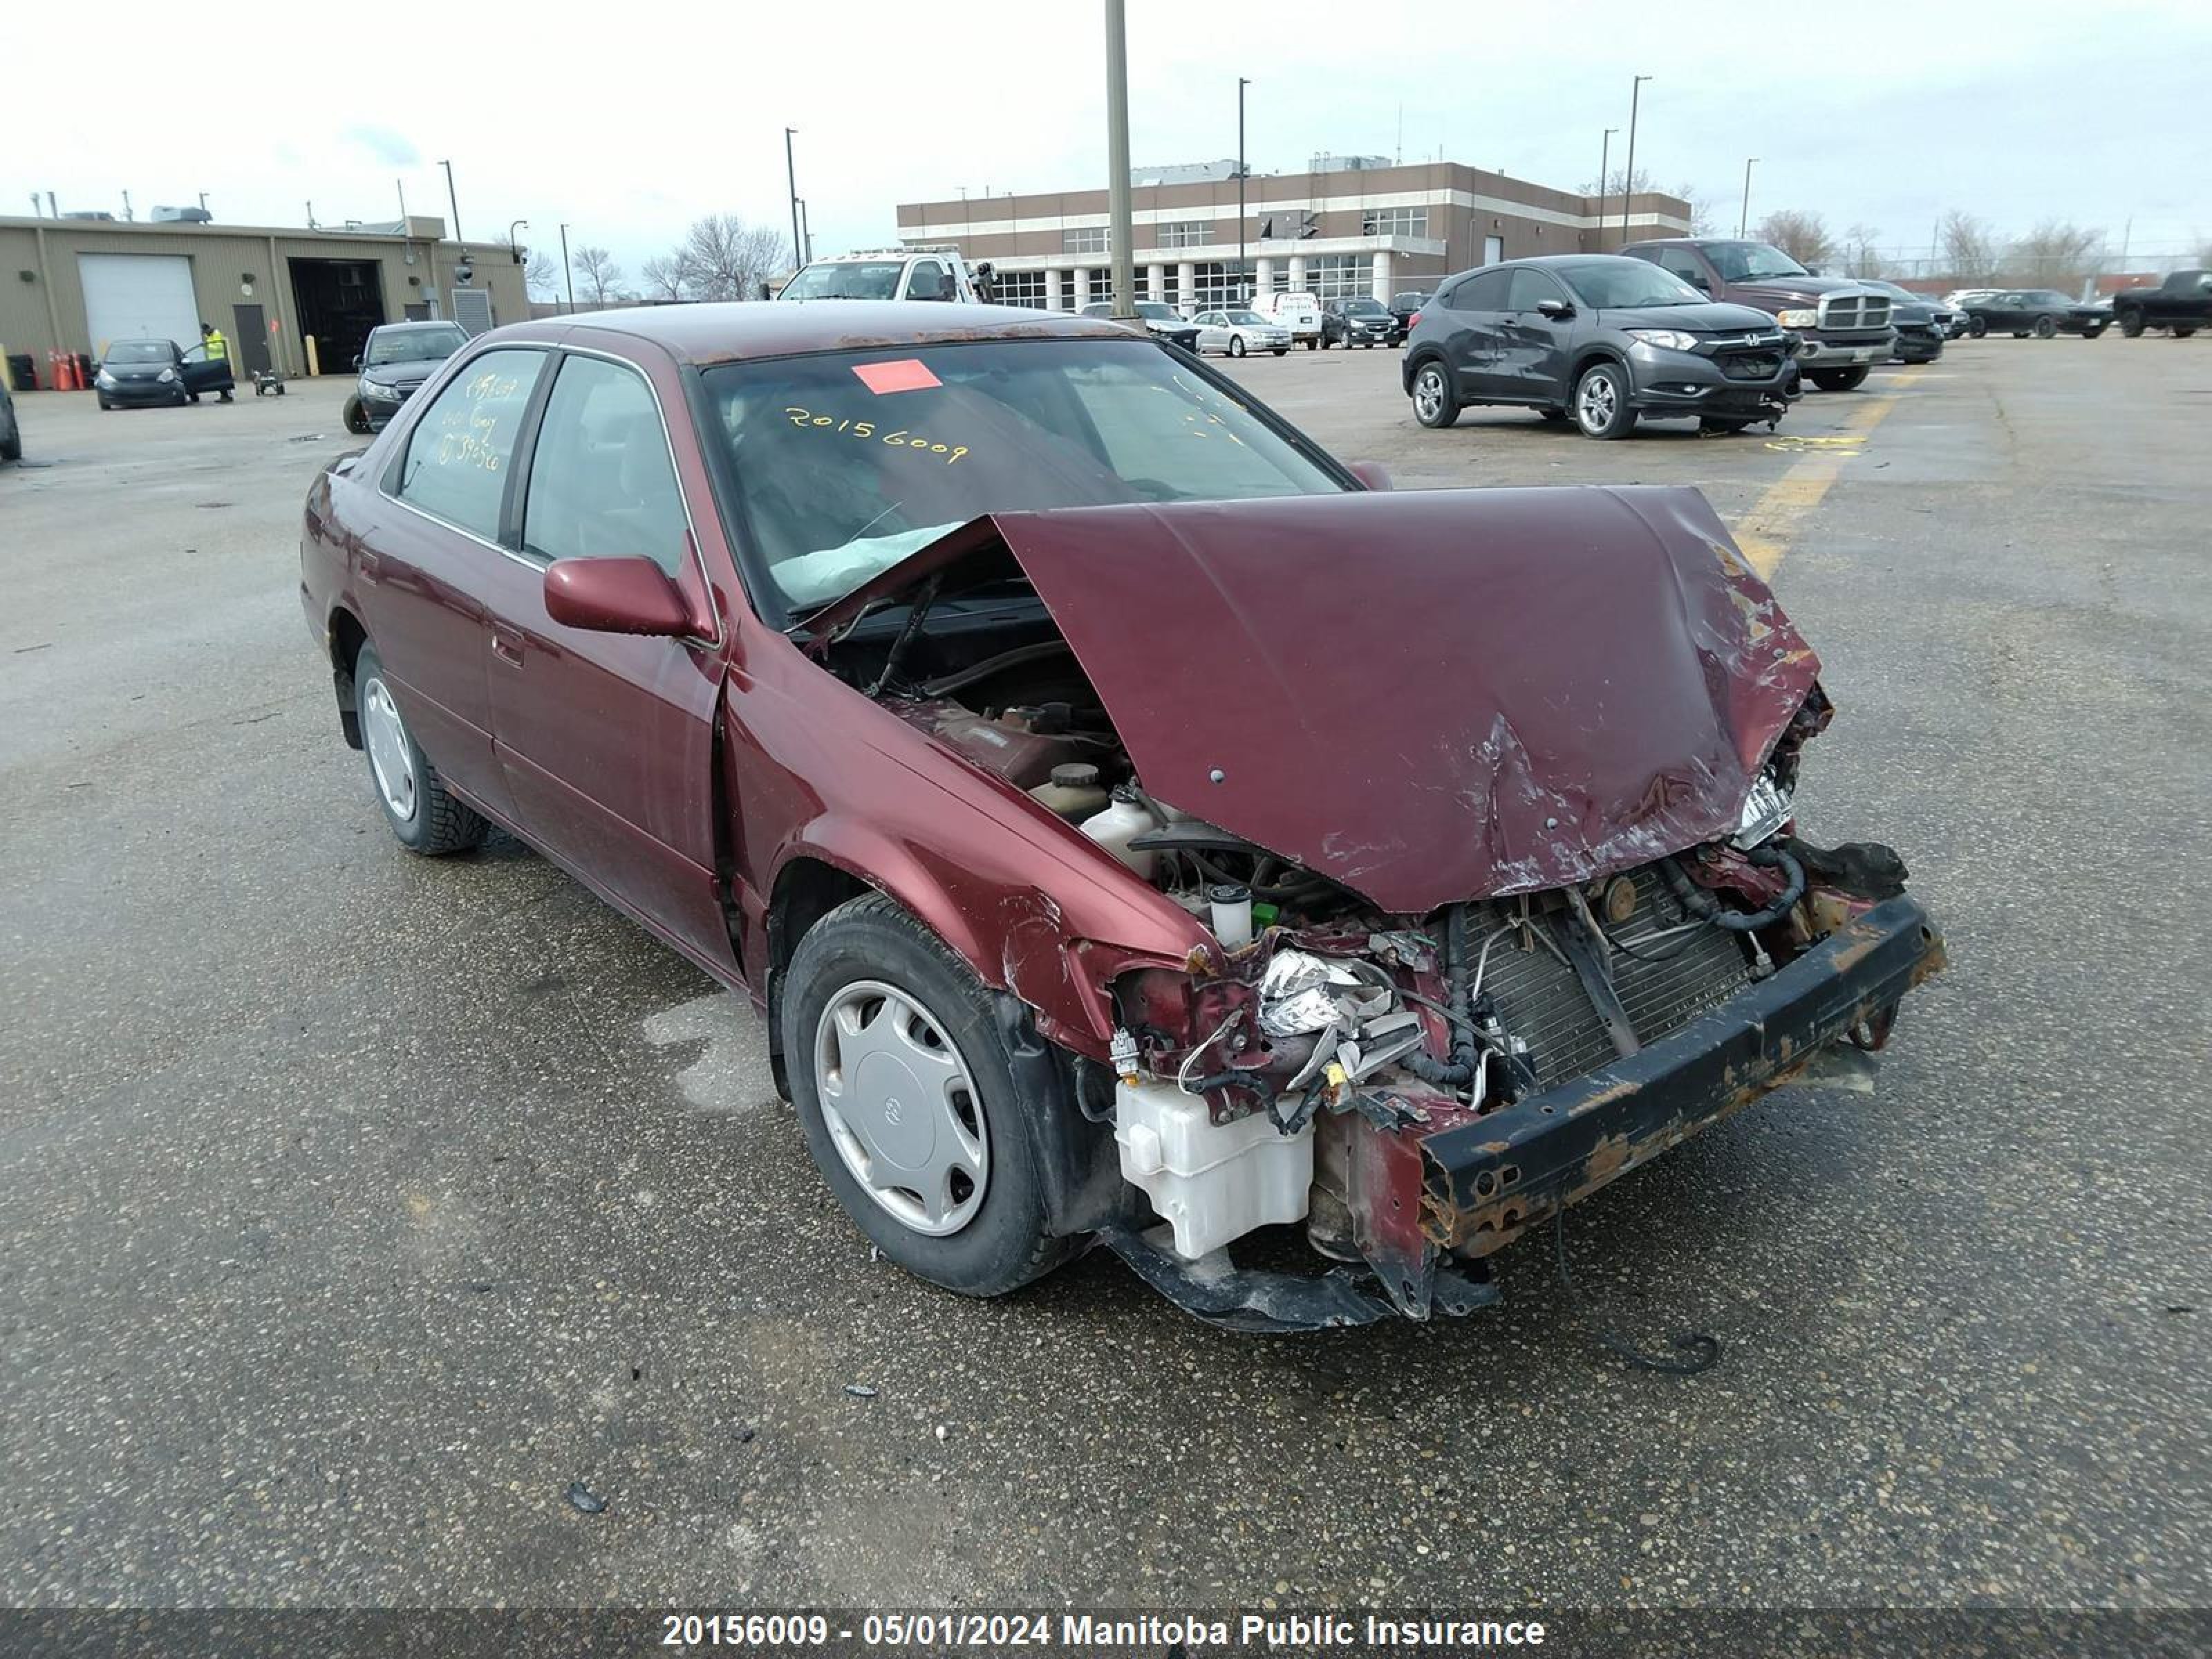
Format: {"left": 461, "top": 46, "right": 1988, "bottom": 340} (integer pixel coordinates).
{"left": 783, "top": 406, "right": 968, "bottom": 465}
{"left": 433, "top": 371, "right": 525, "bottom": 472}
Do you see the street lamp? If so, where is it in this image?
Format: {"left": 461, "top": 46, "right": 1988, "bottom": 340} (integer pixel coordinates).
{"left": 1103, "top": 0, "right": 1137, "bottom": 318}
{"left": 508, "top": 218, "right": 529, "bottom": 261}
{"left": 785, "top": 128, "right": 803, "bottom": 274}
{"left": 1620, "top": 76, "right": 1651, "bottom": 242}
{"left": 1598, "top": 127, "right": 1618, "bottom": 246}
{"left": 1237, "top": 77, "right": 1251, "bottom": 306}
{"left": 1738, "top": 158, "right": 1759, "bottom": 238}
{"left": 559, "top": 222, "right": 574, "bottom": 315}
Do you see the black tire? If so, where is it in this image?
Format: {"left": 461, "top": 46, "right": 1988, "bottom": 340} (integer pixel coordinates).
{"left": 1538, "top": 407, "right": 1568, "bottom": 423}
{"left": 97, "top": 396, "right": 113, "bottom": 412}
{"left": 2117, "top": 310, "right": 2144, "bottom": 338}
{"left": 1700, "top": 418, "right": 1757, "bottom": 434}
{"left": 1304, "top": 337, "right": 1318, "bottom": 350}
{"left": 1228, "top": 334, "right": 1246, "bottom": 358}
{"left": 782, "top": 893, "right": 1076, "bottom": 1297}
{"left": 1967, "top": 315, "right": 1987, "bottom": 338}
{"left": 1271, "top": 348, "right": 1287, "bottom": 356}
{"left": 2034, "top": 316, "right": 2057, "bottom": 339}
{"left": 2175, "top": 326, "right": 2199, "bottom": 339}
{"left": 1572, "top": 360, "right": 1636, "bottom": 439}
{"left": 1810, "top": 366, "right": 1870, "bottom": 392}
{"left": 352, "top": 644, "right": 489, "bottom": 856}
{"left": 1409, "top": 359, "right": 1460, "bottom": 428}
{"left": 2084, "top": 325, "right": 2106, "bottom": 339}
{"left": 0, "top": 425, "right": 19, "bottom": 462}
{"left": 344, "top": 396, "right": 372, "bottom": 435}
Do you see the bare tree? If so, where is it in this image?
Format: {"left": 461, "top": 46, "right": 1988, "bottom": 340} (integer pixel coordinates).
{"left": 1756, "top": 209, "right": 1837, "bottom": 268}
{"left": 2005, "top": 220, "right": 2103, "bottom": 288}
{"left": 1577, "top": 169, "right": 1714, "bottom": 236}
{"left": 570, "top": 245, "right": 626, "bottom": 306}
{"left": 1841, "top": 223, "right": 1884, "bottom": 279}
{"left": 679, "top": 214, "right": 789, "bottom": 301}
{"left": 1940, "top": 211, "right": 2001, "bottom": 283}
{"left": 524, "top": 251, "right": 561, "bottom": 300}
{"left": 640, "top": 254, "right": 690, "bottom": 303}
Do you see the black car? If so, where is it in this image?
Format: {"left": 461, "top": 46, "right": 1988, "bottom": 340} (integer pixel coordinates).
{"left": 1322, "top": 295, "right": 1398, "bottom": 348}
{"left": 1078, "top": 300, "right": 1202, "bottom": 353}
{"left": 1863, "top": 281, "right": 1952, "bottom": 363}
{"left": 1401, "top": 254, "right": 1795, "bottom": 439}
{"left": 344, "top": 321, "right": 470, "bottom": 433}
{"left": 1389, "top": 290, "right": 1432, "bottom": 338}
{"left": 93, "top": 339, "right": 234, "bottom": 410}
{"left": 1958, "top": 290, "right": 2108, "bottom": 339}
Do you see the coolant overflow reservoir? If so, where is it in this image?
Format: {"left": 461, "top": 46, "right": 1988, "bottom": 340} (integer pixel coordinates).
{"left": 1029, "top": 762, "right": 1110, "bottom": 822}
{"left": 1080, "top": 787, "right": 1159, "bottom": 877}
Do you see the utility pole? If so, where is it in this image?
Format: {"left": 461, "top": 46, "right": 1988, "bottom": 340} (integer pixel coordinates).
{"left": 1598, "top": 128, "right": 1617, "bottom": 246}
{"left": 559, "top": 223, "right": 574, "bottom": 314}
{"left": 1620, "top": 75, "right": 1651, "bottom": 241}
{"left": 798, "top": 198, "right": 814, "bottom": 266}
{"left": 121, "top": 190, "right": 133, "bottom": 222}
{"left": 1104, "top": 0, "right": 1136, "bottom": 318}
{"left": 1237, "top": 77, "right": 1250, "bottom": 305}
{"left": 1738, "top": 157, "right": 1759, "bottom": 238}
{"left": 785, "top": 129, "right": 803, "bottom": 274}
{"left": 440, "top": 160, "right": 462, "bottom": 242}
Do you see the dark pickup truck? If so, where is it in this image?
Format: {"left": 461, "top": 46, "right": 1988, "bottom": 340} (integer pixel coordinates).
{"left": 2110, "top": 270, "right": 2211, "bottom": 338}
{"left": 1623, "top": 237, "right": 1896, "bottom": 391}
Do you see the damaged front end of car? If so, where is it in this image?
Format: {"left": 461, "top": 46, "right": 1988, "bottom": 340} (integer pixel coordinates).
{"left": 803, "top": 485, "right": 1946, "bottom": 1331}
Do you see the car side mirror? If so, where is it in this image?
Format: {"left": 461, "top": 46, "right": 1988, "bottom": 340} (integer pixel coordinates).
{"left": 1347, "top": 460, "right": 1392, "bottom": 491}
{"left": 1536, "top": 299, "right": 1574, "bottom": 319}
{"left": 543, "top": 556, "right": 697, "bottom": 637}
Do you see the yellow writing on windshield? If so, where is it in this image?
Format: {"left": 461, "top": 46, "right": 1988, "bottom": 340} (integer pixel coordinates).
{"left": 783, "top": 406, "right": 968, "bottom": 465}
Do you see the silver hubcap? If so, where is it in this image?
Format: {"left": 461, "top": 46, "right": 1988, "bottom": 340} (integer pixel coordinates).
{"left": 360, "top": 675, "right": 418, "bottom": 823}
{"left": 814, "top": 980, "right": 988, "bottom": 1236}
{"left": 1579, "top": 371, "right": 1617, "bottom": 429}
{"left": 1414, "top": 368, "right": 1445, "bottom": 421}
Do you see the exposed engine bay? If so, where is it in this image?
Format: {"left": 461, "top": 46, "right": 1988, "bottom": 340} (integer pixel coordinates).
{"left": 807, "top": 493, "right": 1947, "bottom": 1330}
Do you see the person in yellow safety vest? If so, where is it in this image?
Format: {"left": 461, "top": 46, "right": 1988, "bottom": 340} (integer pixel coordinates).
{"left": 198, "top": 322, "right": 235, "bottom": 402}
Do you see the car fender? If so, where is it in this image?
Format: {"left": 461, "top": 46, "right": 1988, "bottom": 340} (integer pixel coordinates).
{"left": 1403, "top": 345, "right": 1453, "bottom": 399}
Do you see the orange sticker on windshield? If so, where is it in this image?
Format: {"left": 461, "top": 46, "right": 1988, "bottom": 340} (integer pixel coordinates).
{"left": 852, "top": 359, "right": 941, "bottom": 395}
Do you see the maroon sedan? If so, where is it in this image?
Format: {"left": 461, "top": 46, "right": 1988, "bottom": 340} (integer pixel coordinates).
{"left": 301, "top": 302, "right": 1943, "bottom": 1331}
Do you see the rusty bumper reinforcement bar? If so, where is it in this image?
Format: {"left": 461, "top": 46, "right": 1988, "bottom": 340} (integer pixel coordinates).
{"left": 1420, "top": 895, "right": 1946, "bottom": 1252}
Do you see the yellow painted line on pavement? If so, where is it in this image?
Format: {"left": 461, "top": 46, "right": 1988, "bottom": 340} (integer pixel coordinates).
{"left": 1732, "top": 367, "right": 1926, "bottom": 579}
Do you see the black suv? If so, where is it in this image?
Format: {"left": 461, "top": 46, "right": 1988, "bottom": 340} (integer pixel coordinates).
{"left": 1322, "top": 296, "right": 1398, "bottom": 348}
{"left": 1401, "top": 255, "right": 1795, "bottom": 439}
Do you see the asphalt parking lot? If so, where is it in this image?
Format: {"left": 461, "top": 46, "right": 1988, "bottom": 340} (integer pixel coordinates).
{"left": 2, "top": 337, "right": 2207, "bottom": 1609}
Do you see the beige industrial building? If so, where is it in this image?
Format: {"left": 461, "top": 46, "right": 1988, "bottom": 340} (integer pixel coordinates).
{"left": 897, "top": 158, "right": 1693, "bottom": 313}
{"left": 0, "top": 214, "right": 530, "bottom": 384}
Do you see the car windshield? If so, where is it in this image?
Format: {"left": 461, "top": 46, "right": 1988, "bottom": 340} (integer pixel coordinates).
{"left": 365, "top": 326, "right": 466, "bottom": 367}
{"left": 782, "top": 262, "right": 906, "bottom": 301}
{"left": 1224, "top": 310, "right": 1268, "bottom": 326}
{"left": 1392, "top": 292, "right": 1432, "bottom": 308}
{"left": 2023, "top": 291, "right": 2070, "bottom": 305}
{"left": 1557, "top": 261, "right": 1708, "bottom": 309}
{"left": 1698, "top": 241, "right": 1811, "bottom": 282}
{"left": 701, "top": 337, "right": 1346, "bottom": 616}
{"left": 104, "top": 340, "right": 172, "bottom": 364}
{"left": 1342, "top": 299, "right": 1387, "bottom": 315}
{"left": 1135, "top": 303, "right": 1179, "bottom": 322}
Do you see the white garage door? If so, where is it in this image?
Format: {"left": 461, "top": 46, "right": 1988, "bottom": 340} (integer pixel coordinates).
{"left": 78, "top": 253, "right": 202, "bottom": 355}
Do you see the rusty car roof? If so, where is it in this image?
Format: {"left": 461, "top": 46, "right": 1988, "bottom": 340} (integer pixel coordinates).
{"left": 477, "top": 301, "right": 1136, "bottom": 367}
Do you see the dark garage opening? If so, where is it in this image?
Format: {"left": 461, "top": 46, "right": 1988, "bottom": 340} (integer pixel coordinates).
{"left": 288, "top": 258, "right": 386, "bottom": 375}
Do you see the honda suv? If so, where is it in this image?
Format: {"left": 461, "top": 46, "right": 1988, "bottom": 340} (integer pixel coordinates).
{"left": 1401, "top": 255, "right": 1794, "bottom": 439}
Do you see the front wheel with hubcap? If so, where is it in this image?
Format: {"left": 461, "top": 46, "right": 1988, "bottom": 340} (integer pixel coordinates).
{"left": 353, "top": 644, "right": 488, "bottom": 855}
{"left": 1228, "top": 334, "right": 1246, "bottom": 358}
{"left": 1410, "top": 362, "right": 1460, "bottom": 428}
{"left": 1809, "top": 366, "right": 1870, "bottom": 392}
{"left": 783, "top": 894, "right": 1073, "bottom": 1296}
{"left": 1573, "top": 361, "right": 1635, "bottom": 439}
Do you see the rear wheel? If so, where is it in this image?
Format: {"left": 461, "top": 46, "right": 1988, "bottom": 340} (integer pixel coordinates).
{"left": 783, "top": 894, "right": 1074, "bottom": 1297}
{"left": 353, "top": 644, "right": 489, "bottom": 856}
{"left": 1809, "top": 366, "right": 1870, "bottom": 392}
{"left": 2034, "top": 315, "right": 2057, "bottom": 339}
{"left": 1572, "top": 361, "right": 1635, "bottom": 439}
{"left": 1410, "top": 361, "right": 1460, "bottom": 429}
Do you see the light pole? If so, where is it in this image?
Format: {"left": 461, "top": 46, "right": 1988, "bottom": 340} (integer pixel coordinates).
{"left": 440, "top": 160, "right": 462, "bottom": 242}
{"left": 508, "top": 218, "right": 528, "bottom": 259}
{"left": 784, "top": 128, "right": 803, "bottom": 274}
{"left": 1103, "top": 0, "right": 1137, "bottom": 317}
{"left": 1597, "top": 127, "right": 1618, "bottom": 246}
{"left": 1738, "top": 158, "right": 1758, "bottom": 238}
{"left": 1237, "top": 77, "right": 1251, "bottom": 306}
{"left": 797, "top": 198, "right": 813, "bottom": 267}
{"left": 1620, "top": 76, "right": 1651, "bottom": 241}
{"left": 559, "top": 223, "right": 574, "bottom": 315}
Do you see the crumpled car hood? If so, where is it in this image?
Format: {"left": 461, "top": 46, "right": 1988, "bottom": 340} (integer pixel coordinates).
{"left": 813, "top": 486, "right": 1821, "bottom": 912}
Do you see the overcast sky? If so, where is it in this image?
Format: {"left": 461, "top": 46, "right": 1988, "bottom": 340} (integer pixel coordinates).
{"left": 14, "top": 0, "right": 2209, "bottom": 279}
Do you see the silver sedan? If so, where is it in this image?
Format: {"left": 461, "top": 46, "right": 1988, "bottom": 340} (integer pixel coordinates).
{"left": 1191, "top": 309, "right": 1292, "bottom": 357}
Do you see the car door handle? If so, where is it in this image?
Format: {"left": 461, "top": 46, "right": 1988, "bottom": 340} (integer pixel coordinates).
{"left": 491, "top": 626, "right": 525, "bottom": 668}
